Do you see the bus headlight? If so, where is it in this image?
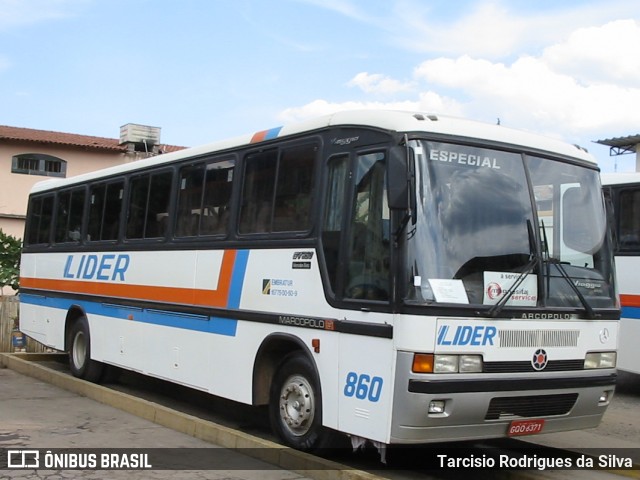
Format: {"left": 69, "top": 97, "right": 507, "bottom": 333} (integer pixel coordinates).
{"left": 459, "top": 355, "right": 483, "bottom": 373}
{"left": 584, "top": 351, "right": 617, "bottom": 369}
{"left": 434, "top": 355, "right": 458, "bottom": 373}
{"left": 434, "top": 354, "right": 483, "bottom": 373}
{"left": 412, "top": 353, "right": 483, "bottom": 373}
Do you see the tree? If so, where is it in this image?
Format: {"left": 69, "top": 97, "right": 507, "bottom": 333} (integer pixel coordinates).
{"left": 0, "top": 229, "right": 21, "bottom": 293}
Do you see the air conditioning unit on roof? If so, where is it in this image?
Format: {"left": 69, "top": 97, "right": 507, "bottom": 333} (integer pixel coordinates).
{"left": 119, "top": 123, "right": 161, "bottom": 146}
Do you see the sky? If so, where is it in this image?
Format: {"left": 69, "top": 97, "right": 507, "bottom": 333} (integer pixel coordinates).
{"left": 1, "top": 0, "right": 639, "bottom": 172}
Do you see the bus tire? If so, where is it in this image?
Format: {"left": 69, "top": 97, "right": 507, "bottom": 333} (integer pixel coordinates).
{"left": 68, "top": 316, "right": 104, "bottom": 383}
{"left": 269, "top": 352, "right": 328, "bottom": 451}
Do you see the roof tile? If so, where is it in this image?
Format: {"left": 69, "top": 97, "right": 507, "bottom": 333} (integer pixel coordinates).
{"left": 0, "top": 124, "right": 185, "bottom": 153}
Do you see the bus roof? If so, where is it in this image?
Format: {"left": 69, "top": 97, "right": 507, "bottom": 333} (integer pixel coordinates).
{"left": 601, "top": 172, "right": 640, "bottom": 185}
{"left": 29, "top": 110, "right": 597, "bottom": 194}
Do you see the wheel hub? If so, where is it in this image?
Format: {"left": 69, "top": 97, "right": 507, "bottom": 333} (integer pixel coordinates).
{"left": 72, "top": 331, "right": 87, "bottom": 369}
{"left": 279, "top": 375, "right": 314, "bottom": 436}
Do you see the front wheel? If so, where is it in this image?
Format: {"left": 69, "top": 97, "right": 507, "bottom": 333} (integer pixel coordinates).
{"left": 68, "top": 316, "right": 104, "bottom": 382}
{"left": 269, "top": 352, "right": 330, "bottom": 451}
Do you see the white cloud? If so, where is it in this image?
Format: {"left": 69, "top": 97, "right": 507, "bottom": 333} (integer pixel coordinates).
{"left": 281, "top": 14, "right": 640, "bottom": 148}
{"left": 412, "top": 17, "right": 640, "bottom": 136}
{"left": 543, "top": 19, "right": 640, "bottom": 87}
{"left": 347, "top": 72, "right": 414, "bottom": 95}
{"left": 278, "top": 99, "right": 418, "bottom": 123}
{"left": 277, "top": 92, "right": 464, "bottom": 124}
{"left": 392, "top": 1, "right": 528, "bottom": 58}
{"left": 367, "top": 0, "right": 639, "bottom": 60}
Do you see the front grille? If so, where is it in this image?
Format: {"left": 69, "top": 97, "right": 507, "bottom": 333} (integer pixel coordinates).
{"left": 499, "top": 329, "right": 580, "bottom": 348}
{"left": 485, "top": 393, "right": 578, "bottom": 420}
{"left": 484, "top": 359, "right": 584, "bottom": 373}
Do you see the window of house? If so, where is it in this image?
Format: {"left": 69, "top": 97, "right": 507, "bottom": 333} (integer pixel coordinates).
{"left": 12, "top": 153, "right": 67, "bottom": 177}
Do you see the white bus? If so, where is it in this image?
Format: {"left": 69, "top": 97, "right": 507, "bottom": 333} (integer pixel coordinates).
{"left": 602, "top": 172, "right": 640, "bottom": 375}
{"left": 20, "top": 110, "right": 618, "bottom": 452}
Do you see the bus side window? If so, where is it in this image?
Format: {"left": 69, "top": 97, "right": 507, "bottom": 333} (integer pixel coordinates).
{"left": 54, "top": 188, "right": 85, "bottom": 243}
{"left": 88, "top": 181, "right": 123, "bottom": 242}
{"left": 88, "top": 184, "right": 106, "bottom": 241}
{"left": 619, "top": 188, "right": 640, "bottom": 251}
{"left": 322, "top": 155, "right": 349, "bottom": 295}
{"left": 240, "top": 144, "right": 316, "bottom": 234}
{"left": 103, "top": 182, "right": 123, "bottom": 240}
{"left": 54, "top": 191, "right": 72, "bottom": 243}
{"left": 200, "top": 161, "right": 234, "bottom": 235}
{"left": 26, "top": 195, "right": 54, "bottom": 245}
{"left": 240, "top": 151, "right": 277, "bottom": 234}
{"left": 344, "top": 152, "right": 390, "bottom": 301}
{"left": 177, "top": 159, "right": 235, "bottom": 237}
{"left": 176, "top": 164, "right": 205, "bottom": 237}
{"left": 126, "top": 171, "right": 172, "bottom": 239}
{"left": 272, "top": 144, "right": 316, "bottom": 232}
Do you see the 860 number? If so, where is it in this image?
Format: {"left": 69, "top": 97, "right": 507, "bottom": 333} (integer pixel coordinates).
{"left": 343, "top": 372, "right": 383, "bottom": 402}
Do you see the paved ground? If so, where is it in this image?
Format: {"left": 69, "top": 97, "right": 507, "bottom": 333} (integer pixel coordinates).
{"left": 0, "top": 365, "right": 318, "bottom": 480}
{"left": 3, "top": 353, "right": 639, "bottom": 480}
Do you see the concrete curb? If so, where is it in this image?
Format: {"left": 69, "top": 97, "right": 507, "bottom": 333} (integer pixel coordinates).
{"left": 0, "top": 352, "right": 386, "bottom": 480}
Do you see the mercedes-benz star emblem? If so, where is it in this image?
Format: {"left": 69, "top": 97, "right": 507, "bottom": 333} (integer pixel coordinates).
{"left": 532, "top": 348, "right": 548, "bottom": 371}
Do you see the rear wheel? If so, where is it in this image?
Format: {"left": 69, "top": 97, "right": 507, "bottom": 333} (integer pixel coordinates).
{"left": 68, "top": 316, "right": 104, "bottom": 382}
{"left": 269, "top": 352, "right": 330, "bottom": 451}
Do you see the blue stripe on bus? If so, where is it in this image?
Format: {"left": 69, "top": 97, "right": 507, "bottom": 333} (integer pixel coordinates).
{"left": 621, "top": 306, "right": 640, "bottom": 320}
{"left": 263, "top": 126, "right": 282, "bottom": 140}
{"left": 227, "top": 249, "right": 249, "bottom": 309}
{"left": 20, "top": 293, "right": 238, "bottom": 337}
{"left": 138, "top": 309, "right": 237, "bottom": 336}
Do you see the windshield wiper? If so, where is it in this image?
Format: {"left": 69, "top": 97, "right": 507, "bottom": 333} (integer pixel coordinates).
{"left": 548, "top": 259, "right": 598, "bottom": 319}
{"left": 488, "top": 220, "right": 538, "bottom": 318}
{"left": 540, "top": 221, "right": 597, "bottom": 319}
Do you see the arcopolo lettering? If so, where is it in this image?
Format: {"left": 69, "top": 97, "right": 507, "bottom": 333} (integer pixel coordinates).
{"left": 521, "top": 313, "right": 572, "bottom": 320}
{"left": 63, "top": 254, "right": 130, "bottom": 281}
{"left": 429, "top": 149, "right": 501, "bottom": 169}
{"left": 278, "top": 315, "right": 324, "bottom": 329}
{"left": 437, "top": 325, "right": 497, "bottom": 346}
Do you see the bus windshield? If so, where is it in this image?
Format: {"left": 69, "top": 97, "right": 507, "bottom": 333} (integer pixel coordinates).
{"left": 404, "top": 140, "right": 616, "bottom": 313}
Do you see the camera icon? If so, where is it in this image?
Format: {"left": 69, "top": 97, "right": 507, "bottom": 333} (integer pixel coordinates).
{"left": 7, "top": 450, "right": 40, "bottom": 468}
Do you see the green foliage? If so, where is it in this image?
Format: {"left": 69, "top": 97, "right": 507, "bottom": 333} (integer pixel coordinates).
{"left": 0, "top": 229, "right": 21, "bottom": 292}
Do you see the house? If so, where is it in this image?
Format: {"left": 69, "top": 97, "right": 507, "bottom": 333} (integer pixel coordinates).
{"left": 0, "top": 124, "right": 185, "bottom": 239}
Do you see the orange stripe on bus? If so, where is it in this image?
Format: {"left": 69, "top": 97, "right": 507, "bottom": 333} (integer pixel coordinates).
{"left": 250, "top": 130, "right": 267, "bottom": 143}
{"left": 620, "top": 294, "right": 640, "bottom": 308}
{"left": 20, "top": 249, "right": 238, "bottom": 308}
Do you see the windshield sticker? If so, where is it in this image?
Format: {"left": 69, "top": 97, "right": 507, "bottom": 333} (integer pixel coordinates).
{"left": 428, "top": 279, "right": 469, "bottom": 304}
{"left": 483, "top": 271, "right": 537, "bottom": 306}
{"left": 429, "top": 149, "right": 501, "bottom": 169}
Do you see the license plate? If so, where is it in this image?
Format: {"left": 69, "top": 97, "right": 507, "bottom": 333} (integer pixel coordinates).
{"left": 508, "top": 419, "right": 545, "bottom": 436}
